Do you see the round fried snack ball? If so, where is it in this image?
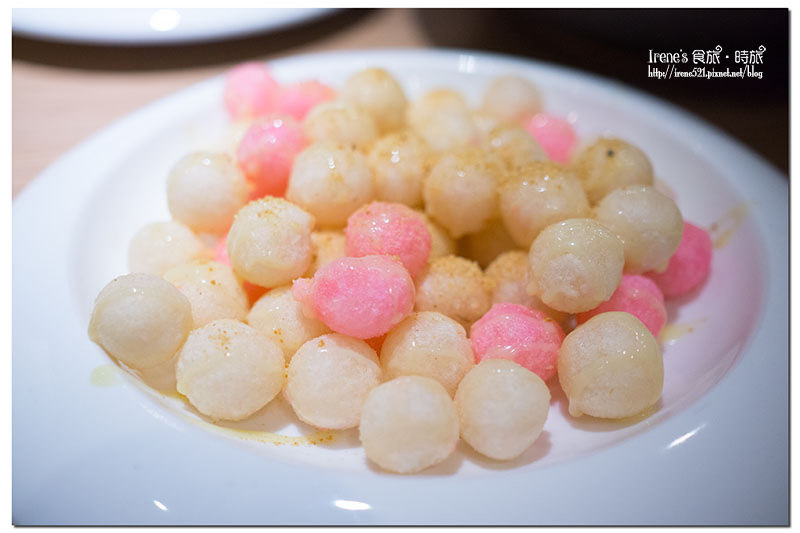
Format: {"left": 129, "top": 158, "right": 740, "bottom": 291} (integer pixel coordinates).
{"left": 455, "top": 359, "right": 550, "bottom": 460}
{"left": 292, "top": 255, "right": 415, "bottom": 339}
{"left": 167, "top": 151, "right": 250, "bottom": 235}
{"left": 226, "top": 197, "right": 314, "bottom": 288}
{"left": 380, "top": 311, "right": 474, "bottom": 396}
{"left": 163, "top": 260, "right": 249, "bottom": 329}
{"left": 341, "top": 67, "right": 408, "bottom": 134}
{"left": 128, "top": 221, "right": 210, "bottom": 276}
{"left": 367, "top": 130, "right": 430, "bottom": 208}
{"left": 481, "top": 75, "right": 542, "bottom": 123}
{"left": 484, "top": 250, "right": 568, "bottom": 324}
{"left": 527, "top": 218, "right": 624, "bottom": 314}
{"left": 499, "top": 161, "right": 590, "bottom": 248}
{"left": 574, "top": 138, "right": 654, "bottom": 204}
{"left": 176, "top": 319, "right": 284, "bottom": 421}
{"left": 415, "top": 255, "right": 491, "bottom": 329}
{"left": 407, "top": 89, "right": 479, "bottom": 151}
{"left": 646, "top": 221, "right": 713, "bottom": 297}
{"left": 305, "top": 230, "right": 347, "bottom": 277}
{"left": 522, "top": 113, "right": 577, "bottom": 165}
{"left": 458, "top": 218, "right": 519, "bottom": 269}
{"left": 423, "top": 148, "right": 504, "bottom": 238}
{"left": 594, "top": 185, "right": 684, "bottom": 274}
{"left": 89, "top": 273, "right": 193, "bottom": 370}
{"left": 558, "top": 312, "right": 664, "bottom": 419}
{"left": 302, "top": 101, "right": 378, "bottom": 148}
{"left": 410, "top": 209, "right": 457, "bottom": 260}
{"left": 274, "top": 80, "right": 336, "bottom": 121}
{"left": 484, "top": 124, "right": 548, "bottom": 170}
{"left": 345, "top": 201, "right": 432, "bottom": 277}
{"left": 359, "top": 376, "right": 459, "bottom": 474}
{"left": 223, "top": 62, "right": 279, "bottom": 120}
{"left": 577, "top": 274, "right": 667, "bottom": 338}
{"left": 286, "top": 334, "right": 382, "bottom": 430}
{"left": 247, "top": 285, "right": 330, "bottom": 362}
{"left": 286, "top": 141, "right": 374, "bottom": 228}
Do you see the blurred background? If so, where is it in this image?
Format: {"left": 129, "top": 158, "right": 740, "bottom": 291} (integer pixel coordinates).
{"left": 12, "top": 8, "right": 789, "bottom": 197}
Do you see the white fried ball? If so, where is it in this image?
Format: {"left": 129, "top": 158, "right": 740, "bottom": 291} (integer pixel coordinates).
{"left": 89, "top": 273, "right": 193, "bottom": 370}
{"left": 247, "top": 285, "right": 330, "bottom": 362}
{"left": 341, "top": 67, "right": 408, "bottom": 134}
{"left": 166, "top": 151, "right": 250, "bottom": 235}
{"left": 175, "top": 319, "right": 284, "bottom": 421}
{"left": 499, "top": 161, "right": 590, "bottom": 248}
{"left": 410, "top": 209, "right": 457, "bottom": 260}
{"left": 484, "top": 250, "right": 568, "bottom": 324}
{"left": 303, "top": 101, "right": 378, "bottom": 148}
{"left": 481, "top": 75, "right": 542, "bottom": 123}
{"left": 407, "top": 89, "right": 479, "bottom": 151}
{"left": 163, "top": 259, "right": 249, "bottom": 328}
{"left": 558, "top": 312, "right": 664, "bottom": 419}
{"left": 593, "top": 185, "right": 684, "bottom": 273}
{"left": 484, "top": 124, "right": 548, "bottom": 170}
{"left": 286, "top": 334, "right": 382, "bottom": 430}
{"left": 367, "top": 130, "right": 430, "bottom": 208}
{"left": 458, "top": 218, "right": 520, "bottom": 269}
{"left": 574, "top": 137, "right": 654, "bottom": 204}
{"left": 226, "top": 197, "right": 314, "bottom": 288}
{"left": 359, "top": 375, "right": 459, "bottom": 474}
{"left": 380, "top": 311, "right": 474, "bottom": 396}
{"left": 128, "top": 220, "right": 210, "bottom": 276}
{"left": 527, "top": 218, "right": 624, "bottom": 313}
{"left": 415, "top": 255, "right": 491, "bottom": 329}
{"left": 304, "top": 230, "right": 347, "bottom": 277}
{"left": 455, "top": 359, "right": 550, "bottom": 460}
{"left": 423, "top": 148, "right": 504, "bottom": 238}
{"left": 286, "top": 141, "right": 374, "bottom": 228}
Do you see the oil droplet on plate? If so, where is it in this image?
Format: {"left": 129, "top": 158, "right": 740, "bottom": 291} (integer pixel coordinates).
{"left": 90, "top": 364, "right": 119, "bottom": 387}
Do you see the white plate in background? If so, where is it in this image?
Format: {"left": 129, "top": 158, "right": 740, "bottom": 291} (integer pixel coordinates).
{"left": 12, "top": 8, "right": 334, "bottom": 45}
{"left": 12, "top": 50, "right": 788, "bottom": 525}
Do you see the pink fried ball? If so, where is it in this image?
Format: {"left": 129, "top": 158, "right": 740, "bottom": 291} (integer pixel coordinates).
{"left": 292, "top": 255, "right": 415, "bottom": 339}
{"left": 236, "top": 115, "right": 306, "bottom": 199}
{"left": 224, "top": 62, "right": 280, "bottom": 120}
{"left": 470, "top": 302, "right": 565, "bottom": 381}
{"left": 274, "top": 80, "right": 337, "bottom": 121}
{"left": 646, "top": 221, "right": 713, "bottom": 298}
{"left": 345, "top": 201, "right": 432, "bottom": 277}
{"left": 523, "top": 113, "right": 576, "bottom": 164}
{"left": 577, "top": 274, "right": 667, "bottom": 338}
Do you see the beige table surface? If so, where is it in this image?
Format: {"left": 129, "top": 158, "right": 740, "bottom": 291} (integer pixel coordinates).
{"left": 12, "top": 9, "right": 429, "bottom": 198}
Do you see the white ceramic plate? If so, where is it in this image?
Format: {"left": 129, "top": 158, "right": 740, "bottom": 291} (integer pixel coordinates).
{"left": 12, "top": 8, "right": 333, "bottom": 44}
{"left": 12, "top": 50, "right": 788, "bottom": 525}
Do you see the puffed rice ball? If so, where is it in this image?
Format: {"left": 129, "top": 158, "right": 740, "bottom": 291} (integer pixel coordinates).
{"left": 484, "top": 250, "right": 568, "bottom": 324}
{"left": 286, "top": 334, "right": 382, "bottom": 429}
{"left": 359, "top": 376, "right": 459, "bottom": 474}
{"left": 163, "top": 259, "right": 249, "bottom": 328}
{"left": 411, "top": 209, "right": 457, "bottom": 260}
{"left": 128, "top": 220, "right": 211, "bottom": 276}
{"left": 303, "top": 101, "right": 378, "bottom": 148}
{"left": 341, "top": 67, "right": 408, "bottom": 134}
{"left": 366, "top": 130, "right": 430, "bottom": 207}
{"left": 558, "top": 312, "right": 663, "bottom": 419}
{"left": 89, "top": 273, "right": 193, "bottom": 370}
{"left": 481, "top": 75, "right": 542, "bottom": 123}
{"left": 484, "top": 124, "right": 548, "bottom": 170}
{"left": 594, "top": 185, "right": 684, "bottom": 273}
{"left": 574, "top": 138, "right": 654, "bottom": 204}
{"left": 499, "top": 161, "right": 590, "bottom": 248}
{"left": 455, "top": 359, "right": 550, "bottom": 460}
{"left": 458, "top": 218, "right": 519, "bottom": 269}
{"left": 415, "top": 255, "right": 491, "bottom": 328}
{"left": 527, "top": 218, "right": 624, "bottom": 313}
{"left": 176, "top": 319, "right": 284, "bottom": 421}
{"left": 166, "top": 151, "right": 250, "bottom": 235}
{"left": 247, "top": 285, "right": 330, "bottom": 362}
{"left": 423, "top": 148, "right": 504, "bottom": 238}
{"left": 304, "top": 230, "right": 347, "bottom": 277}
{"left": 226, "top": 197, "right": 314, "bottom": 287}
{"left": 380, "top": 311, "right": 474, "bottom": 396}
{"left": 407, "top": 89, "right": 479, "bottom": 151}
{"left": 286, "top": 141, "right": 374, "bottom": 228}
